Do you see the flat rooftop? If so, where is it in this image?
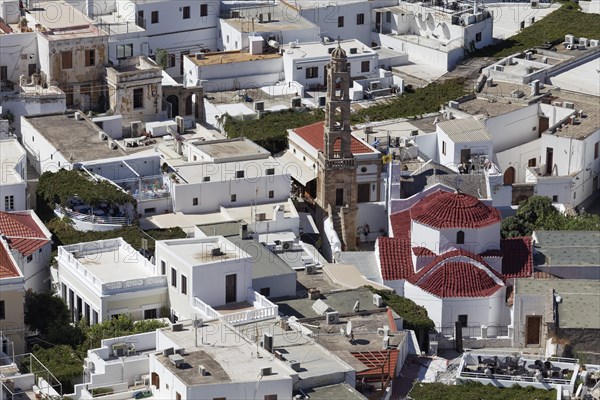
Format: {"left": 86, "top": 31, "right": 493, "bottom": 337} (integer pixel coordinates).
{"left": 189, "top": 137, "right": 270, "bottom": 162}
{"left": 533, "top": 231, "right": 600, "bottom": 267}
{"left": 196, "top": 222, "right": 297, "bottom": 280}
{"left": 24, "top": 113, "right": 132, "bottom": 163}
{"left": 97, "top": 12, "right": 145, "bottom": 35}
{"left": 72, "top": 245, "right": 154, "bottom": 284}
{"left": 0, "top": 139, "right": 26, "bottom": 184}
{"left": 173, "top": 157, "right": 286, "bottom": 184}
{"left": 159, "top": 237, "right": 251, "bottom": 266}
{"left": 157, "top": 320, "right": 292, "bottom": 385}
{"left": 236, "top": 320, "right": 353, "bottom": 383}
{"left": 515, "top": 279, "right": 600, "bottom": 329}
{"left": 29, "top": 1, "right": 92, "bottom": 30}
{"left": 283, "top": 39, "right": 374, "bottom": 59}
{"left": 457, "top": 97, "right": 526, "bottom": 118}
{"left": 546, "top": 89, "right": 600, "bottom": 140}
{"left": 223, "top": 3, "right": 316, "bottom": 31}
{"left": 548, "top": 55, "right": 600, "bottom": 97}
{"left": 301, "top": 383, "right": 366, "bottom": 400}
{"left": 186, "top": 51, "right": 281, "bottom": 67}
{"left": 277, "top": 288, "right": 385, "bottom": 319}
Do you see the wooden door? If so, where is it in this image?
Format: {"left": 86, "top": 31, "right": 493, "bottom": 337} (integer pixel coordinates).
{"left": 460, "top": 148, "right": 471, "bottom": 165}
{"left": 526, "top": 315, "right": 541, "bottom": 345}
{"left": 357, "top": 183, "right": 370, "bottom": 203}
{"left": 225, "top": 274, "right": 237, "bottom": 303}
{"left": 503, "top": 166, "right": 515, "bottom": 185}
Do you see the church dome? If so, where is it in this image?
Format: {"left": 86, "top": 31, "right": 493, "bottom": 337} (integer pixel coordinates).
{"left": 331, "top": 44, "right": 347, "bottom": 59}
{"left": 412, "top": 191, "right": 501, "bottom": 229}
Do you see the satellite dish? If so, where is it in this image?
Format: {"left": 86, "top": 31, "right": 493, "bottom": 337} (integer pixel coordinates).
{"left": 346, "top": 321, "right": 353, "bottom": 336}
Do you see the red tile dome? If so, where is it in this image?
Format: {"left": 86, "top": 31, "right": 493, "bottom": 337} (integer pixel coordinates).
{"left": 412, "top": 191, "right": 501, "bottom": 229}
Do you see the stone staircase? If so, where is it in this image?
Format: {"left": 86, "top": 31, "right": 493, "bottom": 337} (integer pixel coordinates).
{"left": 331, "top": 209, "right": 343, "bottom": 245}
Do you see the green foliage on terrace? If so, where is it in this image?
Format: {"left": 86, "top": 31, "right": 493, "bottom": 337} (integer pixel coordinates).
{"left": 24, "top": 303, "right": 167, "bottom": 394}
{"left": 473, "top": 3, "right": 600, "bottom": 58}
{"left": 45, "top": 218, "right": 186, "bottom": 251}
{"left": 38, "top": 169, "right": 134, "bottom": 209}
{"left": 409, "top": 381, "right": 556, "bottom": 400}
{"left": 367, "top": 288, "right": 435, "bottom": 332}
{"left": 223, "top": 79, "right": 466, "bottom": 154}
{"left": 501, "top": 196, "right": 600, "bottom": 238}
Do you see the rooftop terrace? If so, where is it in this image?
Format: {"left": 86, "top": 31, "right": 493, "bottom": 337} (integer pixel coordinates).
{"left": 186, "top": 51, "right": 281, "bottom": 67}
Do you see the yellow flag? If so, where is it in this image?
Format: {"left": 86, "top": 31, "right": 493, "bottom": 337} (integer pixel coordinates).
{"left": 382, "top": 154, "right": 392, "bottom": 164}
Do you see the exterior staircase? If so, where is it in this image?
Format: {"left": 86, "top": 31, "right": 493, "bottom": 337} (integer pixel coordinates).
{"left": 331, "top": 209, "right": 344, "bottom": 246}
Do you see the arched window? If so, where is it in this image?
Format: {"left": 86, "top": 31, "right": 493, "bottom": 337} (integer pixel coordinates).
{"left": 456, "top": 230, "right": 465, "bottom": 245}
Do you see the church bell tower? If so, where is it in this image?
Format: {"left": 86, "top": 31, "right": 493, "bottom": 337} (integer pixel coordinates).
{"left": 316, "top": 42, "right": 358, "bottom": 251}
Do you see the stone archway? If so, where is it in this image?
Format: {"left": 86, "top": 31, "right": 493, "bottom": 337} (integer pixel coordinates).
{"left": 166, "top": 95, "right": 179, "bottom": 118}
{"left": 185, "top": 95, "right": 193, "bottom": 116}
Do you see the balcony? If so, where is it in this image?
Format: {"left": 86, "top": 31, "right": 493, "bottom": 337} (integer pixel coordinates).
{"left": 192, "top": 289, "right": 278, "bottom": 326}
{"left": 325, "top": 158, "right": 355, "bottom": 169}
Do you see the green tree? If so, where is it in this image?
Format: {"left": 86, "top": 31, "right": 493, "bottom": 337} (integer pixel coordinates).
{"left": 155, "top": 49, "right": 169, "bottom": 70}
{"left": 31, "top": 345, "right": 83, "bottom": 393}
{"left": 24, "top": 290, "right": 71, "bottom": 335}
{"left": 501, "top": 196, "right": 600, "bottom": 238}
{"left": 367, "top": 288, "right": 435, "bottom": 349}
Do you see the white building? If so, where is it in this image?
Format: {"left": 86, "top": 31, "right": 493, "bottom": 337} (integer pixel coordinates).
{"left": 282, "top": 39, "right": 383, "bottom": 89}
{"left": 293, "top": 0, "right": 399, "bottom": 46}
{"left": 217, "top": 2, "right": 320, "bottom": 53}
{"left": 107, "top": 0, "right": 221, "bottom": 78}
{"left": 55, "top": 238, "right": 168, "bottom": 324}
{"left": 195, "top": 221, "right": 298, "bottom": 299}
{"left": 0, "top": 210, "right": 52, "bottom": 292}
{"left": 511, "top": 279, "right": 600, "bottom": 350}
{"left": 154, "top": 236, "right": 278, "bottom": 326}
{"left": 164, "top": 138, "right": 291, "bottom": 214}
{"left": 374, "top": 1, "right": 494, "bottom": 71}
{"left": 183, "top": 50, "right": 283, "bottom": 92}
{"left": 436, "top": 117, "right": 493, "bottom": 173}
{"left": 0, "top": 137, "right": 27, "bottom": 212}
{"left": 376, "top": 189, "right": 533, "bottom": 332}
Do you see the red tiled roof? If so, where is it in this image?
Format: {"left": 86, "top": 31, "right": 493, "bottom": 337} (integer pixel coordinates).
{"left": 0, "top": 212, "right": 50, "bottom": 256}
{"left": 480, "top": 249, "right": 503, "bottom": 258}
{"left": 533, "top": 270, "right": 562, "bottom": 279}
{"left": 378, "top": 237, "right": 414, "bottom": 281}
{"left": 412, "top": 192, "right": 501, "bottom": 229}
{"left": 293, "top": 122, "right": 374, "bottom": 155}
{"left": 409, "top": 248, "right": 504, "bottom": 282}
{"left": 501, "top": 237, "right": 533, "bottom": 278}
{"left": 411, "top": 261, "right": 503, "bottom": 298}
{"left": 390, "top": 190, "right": 446, "bottom": 237}
{"left": 352, "top": 350, "right": 399, "bottom": 378}
{"left": 413, "top": 246, "right": 435, "bottom": 257}
{"left": 0, "top": 242, "right": 21, "bottom": 279}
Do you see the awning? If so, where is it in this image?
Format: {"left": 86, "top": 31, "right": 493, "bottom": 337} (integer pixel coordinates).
{"left": 275, "top": 151, "right": 317, "bottom": 186}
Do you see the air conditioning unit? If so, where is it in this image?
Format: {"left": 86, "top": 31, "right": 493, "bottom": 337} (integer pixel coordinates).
{"left": 86, "top": 361, "right": 95, "bottom": 373}
{"left": 195, "top": 53, "right": 204, "bottom": 60}
{"left": 199, "top": 365, "right": 207, "bottom": 376}
{"left": 369, "top": 81, "right": 381, "bottom": 91}
{"left": 448, "top": 100, "right": 459, "bottom": 109}
{"left": 564, "top": 101, "right": 575, "bottom": 109}
{"left": 98, "top": 131, "right": 107, "bottom": 141}
{"left": 326, "top": 311, "right": 339, "bottom": 325}
{"left": 162, "top": 347, "right": 174, "bottom": 357}
{"left": 260, "top": 367, "right": 272, "bottom": 376}
{"left": 382, "top": 335, "right": 390, "bottom": 349}
{"left": 130, "top": 121, "right": 143, "bottom": 137}
{"left": 305, "top": 264, "right": 316, "bottom": 275}
{"left": 175, "top": 348, "right": 186, "bottom": 355}
{"left": 373, "top": 294, "right": 383, "bottom": 307}
{"left": 256, "top": 212, "right": 266, "bottom": 222}
{"left": 590, "top": 39, "right": 599, "bottom": 47}
{"left": 291, "top": 97, "right": 302, "bottom": 107}
{"left": 112, "top": 343, "right": 127, "bottom": 357}
{"left": 282, "top": 241, "right": 294, "bottom": 251}
{"left": 74, "top": 111, "right": 83, "bottom": 121}
{"left": 552, "top": 101, "right": 562, "bottom": 107}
